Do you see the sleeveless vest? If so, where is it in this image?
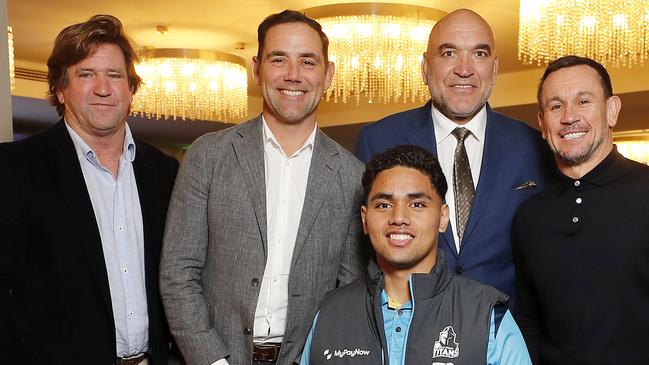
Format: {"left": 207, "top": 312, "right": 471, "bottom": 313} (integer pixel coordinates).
{"left": 309, "top": 252, "right": 508, "bottom": 365}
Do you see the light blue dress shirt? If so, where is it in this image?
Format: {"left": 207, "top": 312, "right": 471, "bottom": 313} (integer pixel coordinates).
{"left": 66, "top": 123, "right": 149, "bottom": 357}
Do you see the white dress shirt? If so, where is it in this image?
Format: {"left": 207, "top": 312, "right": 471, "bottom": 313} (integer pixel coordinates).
{"left": 432, "top": 105, "right": 487, "bottom": 252}
{"left": 66, "top": 122, "right": 149, "bottom": 357}
{"left": 254, "top": 117, "right": 316, "bottom": 343}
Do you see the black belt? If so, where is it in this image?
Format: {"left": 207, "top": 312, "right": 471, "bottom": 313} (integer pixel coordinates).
{"left": 253, "top": 343, "right": 282, "bottom": 362}
{"left": 115, "top": 353, "right": 147, "bottom": 365}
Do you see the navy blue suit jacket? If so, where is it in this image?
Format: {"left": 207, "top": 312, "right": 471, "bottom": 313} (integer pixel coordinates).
{"left": 355, "top": 101, "right": 550, "bottom": 306}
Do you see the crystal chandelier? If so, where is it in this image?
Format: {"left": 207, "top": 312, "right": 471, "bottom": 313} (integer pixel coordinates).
{"left": 305, "top": 3, "right": 446, "bottom": 104}
{"left": 519, "top": 0, "right": 649, "bottom": 67}
{"left": 132, "top": 49, "right": 248, "bottom": 122}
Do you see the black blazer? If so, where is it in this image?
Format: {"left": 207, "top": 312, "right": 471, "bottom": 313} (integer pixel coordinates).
{"left": 0, "top": 120, "right": 178, "bottom": 364}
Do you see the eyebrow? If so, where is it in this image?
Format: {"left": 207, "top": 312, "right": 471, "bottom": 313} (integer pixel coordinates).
{"left": 265, "top": 50, "right": 321, "bottom": 61}
{"left": 369, "top": 192, "right": 432, "bottom": 201}
{"left": 438, "top": 43, "right": 492, "bottom": 53}
{"left": 545, "top": 90, "right": 596, "bottom": 105}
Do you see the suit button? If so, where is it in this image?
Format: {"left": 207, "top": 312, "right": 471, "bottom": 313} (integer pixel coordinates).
{"left": 456, "top": 266, "right": 464, "bottom": 275}
{"left": 251, "top": 278, "right": 259, "bottom": 287}
{"left": 244, "top": 327, "right": 252, "bottom": 335}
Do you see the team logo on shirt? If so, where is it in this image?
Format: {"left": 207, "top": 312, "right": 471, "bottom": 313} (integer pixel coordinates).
{"left": 432, "top": 326, "right": 460, "bottom": 359}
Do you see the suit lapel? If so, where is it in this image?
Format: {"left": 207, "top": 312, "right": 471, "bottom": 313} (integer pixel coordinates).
{"left": 407, "top": 102, "right": 459, "bottom": 256}
{"left": 232, "top": 118, "right": 268, "bottom": 255}
{"left": 406, "top": 101, "right": 438, "bottom": 151}
{"left": 290, "top": 130, "right": 339, "bottom": 268}
{"left": 47, "top": 121, "right": 114, "bottom": 319}
{"left": 462, "top": 107, "right": 504, "bottom": 245}
{"left": 132, "top": 143, "right": 158, "bottom": 308}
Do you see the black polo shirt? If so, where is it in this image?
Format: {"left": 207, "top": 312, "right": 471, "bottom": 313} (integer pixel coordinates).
{"left": 512, "top": 148, "right": 649, "bottom": 365}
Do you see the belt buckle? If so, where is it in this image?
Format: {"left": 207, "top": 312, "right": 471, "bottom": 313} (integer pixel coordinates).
{"left": 253, "top": 343, "right": 281, "bottom": 362}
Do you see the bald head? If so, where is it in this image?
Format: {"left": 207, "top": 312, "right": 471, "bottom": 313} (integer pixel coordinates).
{"left": 428, "top": 9, "right": 496, "bottom": 56}
{"left": 421, "top": 8, "right": 498, "bottom": 124}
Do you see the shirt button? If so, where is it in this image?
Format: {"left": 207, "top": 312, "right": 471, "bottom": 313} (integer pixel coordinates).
{"left": 397, "top": 310, "right": 403, "bottom": 316}
{"left": 250, "top": 278, "right": 259, "bottom": 287}
{"left": 576, "top": 197, "right": 582, "bottom": 204}
{"left": 572, "top": 216, "right": 579, "bottom": 223}
{"left": 574, "top": 180, "right": 581, "bottom": 187}
{"left": 395, "top": 327, "right": 401, "bottom": 333}
{"left": 456, "top": 266, "right": 464, "bottom": 275}
{"left": 244, "top": 327, "right": 252, "bottom": 335}
{"left": 273, "top": 277, "right": 279, "bottom": 283}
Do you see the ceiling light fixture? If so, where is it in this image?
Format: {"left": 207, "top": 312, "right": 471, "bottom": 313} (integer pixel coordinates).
{"left": 305, "top": 3, "right": 446, "bottom": 104}
{"left": 518, "top": 0, "right": 649, "bottom": 67}
{"left": 132, "top": 48, "right": 248, "bottom": 122}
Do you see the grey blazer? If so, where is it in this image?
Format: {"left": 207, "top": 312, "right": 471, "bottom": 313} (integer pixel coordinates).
{"left": 160, "top": 117, "right": 366, "bottom": 365}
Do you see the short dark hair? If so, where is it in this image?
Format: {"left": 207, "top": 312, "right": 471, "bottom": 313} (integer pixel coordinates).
{"left": 362, "top": 145, "right": 447, "bottom": 204}
{"left": 537, "top": 55, "right": 613, "bottom": 110}
{"left": 47, "top": 14, "right": 142, "bottom": 116}
{"left": 256, "top": 10, "right": 329, "bottom": 64}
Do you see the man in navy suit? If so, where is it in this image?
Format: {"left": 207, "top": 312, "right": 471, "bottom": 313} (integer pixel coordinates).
{"left": 355, "top": 9, "right": 549, "bottom": 306}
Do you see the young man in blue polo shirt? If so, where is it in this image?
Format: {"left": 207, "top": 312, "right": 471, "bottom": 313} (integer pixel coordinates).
{"left": 300, "top": 145, "right": 531, "bottom": 365}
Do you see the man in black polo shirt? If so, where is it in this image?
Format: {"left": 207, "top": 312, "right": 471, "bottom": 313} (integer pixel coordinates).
{"left": 513, "top": 55, "right": 649, "bottom": 364}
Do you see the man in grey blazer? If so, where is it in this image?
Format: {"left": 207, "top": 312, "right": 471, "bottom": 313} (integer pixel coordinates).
{"left": 160, "top": 10, "right": 366, "bottom": 365}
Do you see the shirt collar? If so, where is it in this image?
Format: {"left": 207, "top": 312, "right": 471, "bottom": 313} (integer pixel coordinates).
{"left": 557, "top": 146, "right": 625, "bottom": 188}
{"left": 65, "top": 120, "right": 136, "bottom": 167}
{"left": 431, "top": 104, "right": 487, "bottom": 145}
{"left": 380, "top": 289, "right": 412, "bottom": 310}
{"left": 261, "top": 115, "right": 317, "bottom": 157}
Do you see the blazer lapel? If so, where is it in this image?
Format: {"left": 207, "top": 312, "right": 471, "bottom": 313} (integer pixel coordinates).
{"left": 462, "top": 106, "right": 504, "bottom": 245}
{"left": 132, "top": 143, "right": 159, "bottom": 307}
{"left": 406, "top": 101, "right": 438, "bottom": 151}
{"left": 232, "top": 118, "right": 268, "bottom": 256}
{"left": 290, "top": 130, "right": 338, "bottom": 268}
{"left": 47, "top": 121, "right": 114, "bottom": 318}
{"left": 406, "top": 102, "right": 459, "bottom": 255}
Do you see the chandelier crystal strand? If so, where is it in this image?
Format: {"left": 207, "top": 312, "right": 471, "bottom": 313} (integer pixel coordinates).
{"left": 519, "top": 0, "right": 649, "bottom": 68}
{"left": 132, "top": 49, "right": 247, "bottom": 122}
{"left": 314, "top": 11, "right": 437, "bottom": 104}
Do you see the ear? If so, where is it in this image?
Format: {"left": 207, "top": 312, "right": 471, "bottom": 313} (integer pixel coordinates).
{"left": 438, "top": 203, "right": 449, "bottom": 233}
{"left": 324, "top": 61, "right": 335, "bottom": 90}
{"left": 252, "top": 56, "right": 261, "bottom": 86}
{"left": 56, "top": 89, "right": 65, "bottom": 105}
{"left": 606, "top": 95, "right": 621, "bottom": 129}
{"left": 537, "top": 111, "right": 547, "bottom": 140}
{"left": 361, "top": 205, "right": 369, "bottom": 235}
{"left": 492, "top": 56, "right": 499, "bottom": 81}
{"left": 421, "top": 52, "right": 429, "bottom": 85}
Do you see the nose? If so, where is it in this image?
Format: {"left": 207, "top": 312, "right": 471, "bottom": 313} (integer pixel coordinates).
{"left": 561, "top": 104, "right": 580, "bottom": 125}
{"left": 93, "top": 74, "right": 111, "bottom": 96}
{"left": 284, "top": 61, "right": 301, "bottom": 82}
{"left": 388, "top": 203, "right": 410, "bottom": 226}
{"left": 454, "top": 52, "right": 475, "bottom": 78}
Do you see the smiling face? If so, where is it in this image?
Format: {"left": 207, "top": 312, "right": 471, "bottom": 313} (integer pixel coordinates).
{"left": 56, "top": 43, "right": 133, "bottom": 138}
{"left": 361, "top": 166, "right": 449, "bottom": 274}
{"left": 421, "top": 9, "right": 498, "bottom": 124}
{"left": 538, "top": 64, "right": 621, "bottom": 177}
{"left": 253, "top": 22, "right": 334, "bottom": 128}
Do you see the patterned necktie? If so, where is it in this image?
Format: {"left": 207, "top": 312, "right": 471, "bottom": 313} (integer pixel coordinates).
{"left": 452, "top": 127, "right": 475, "bottom": 244}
